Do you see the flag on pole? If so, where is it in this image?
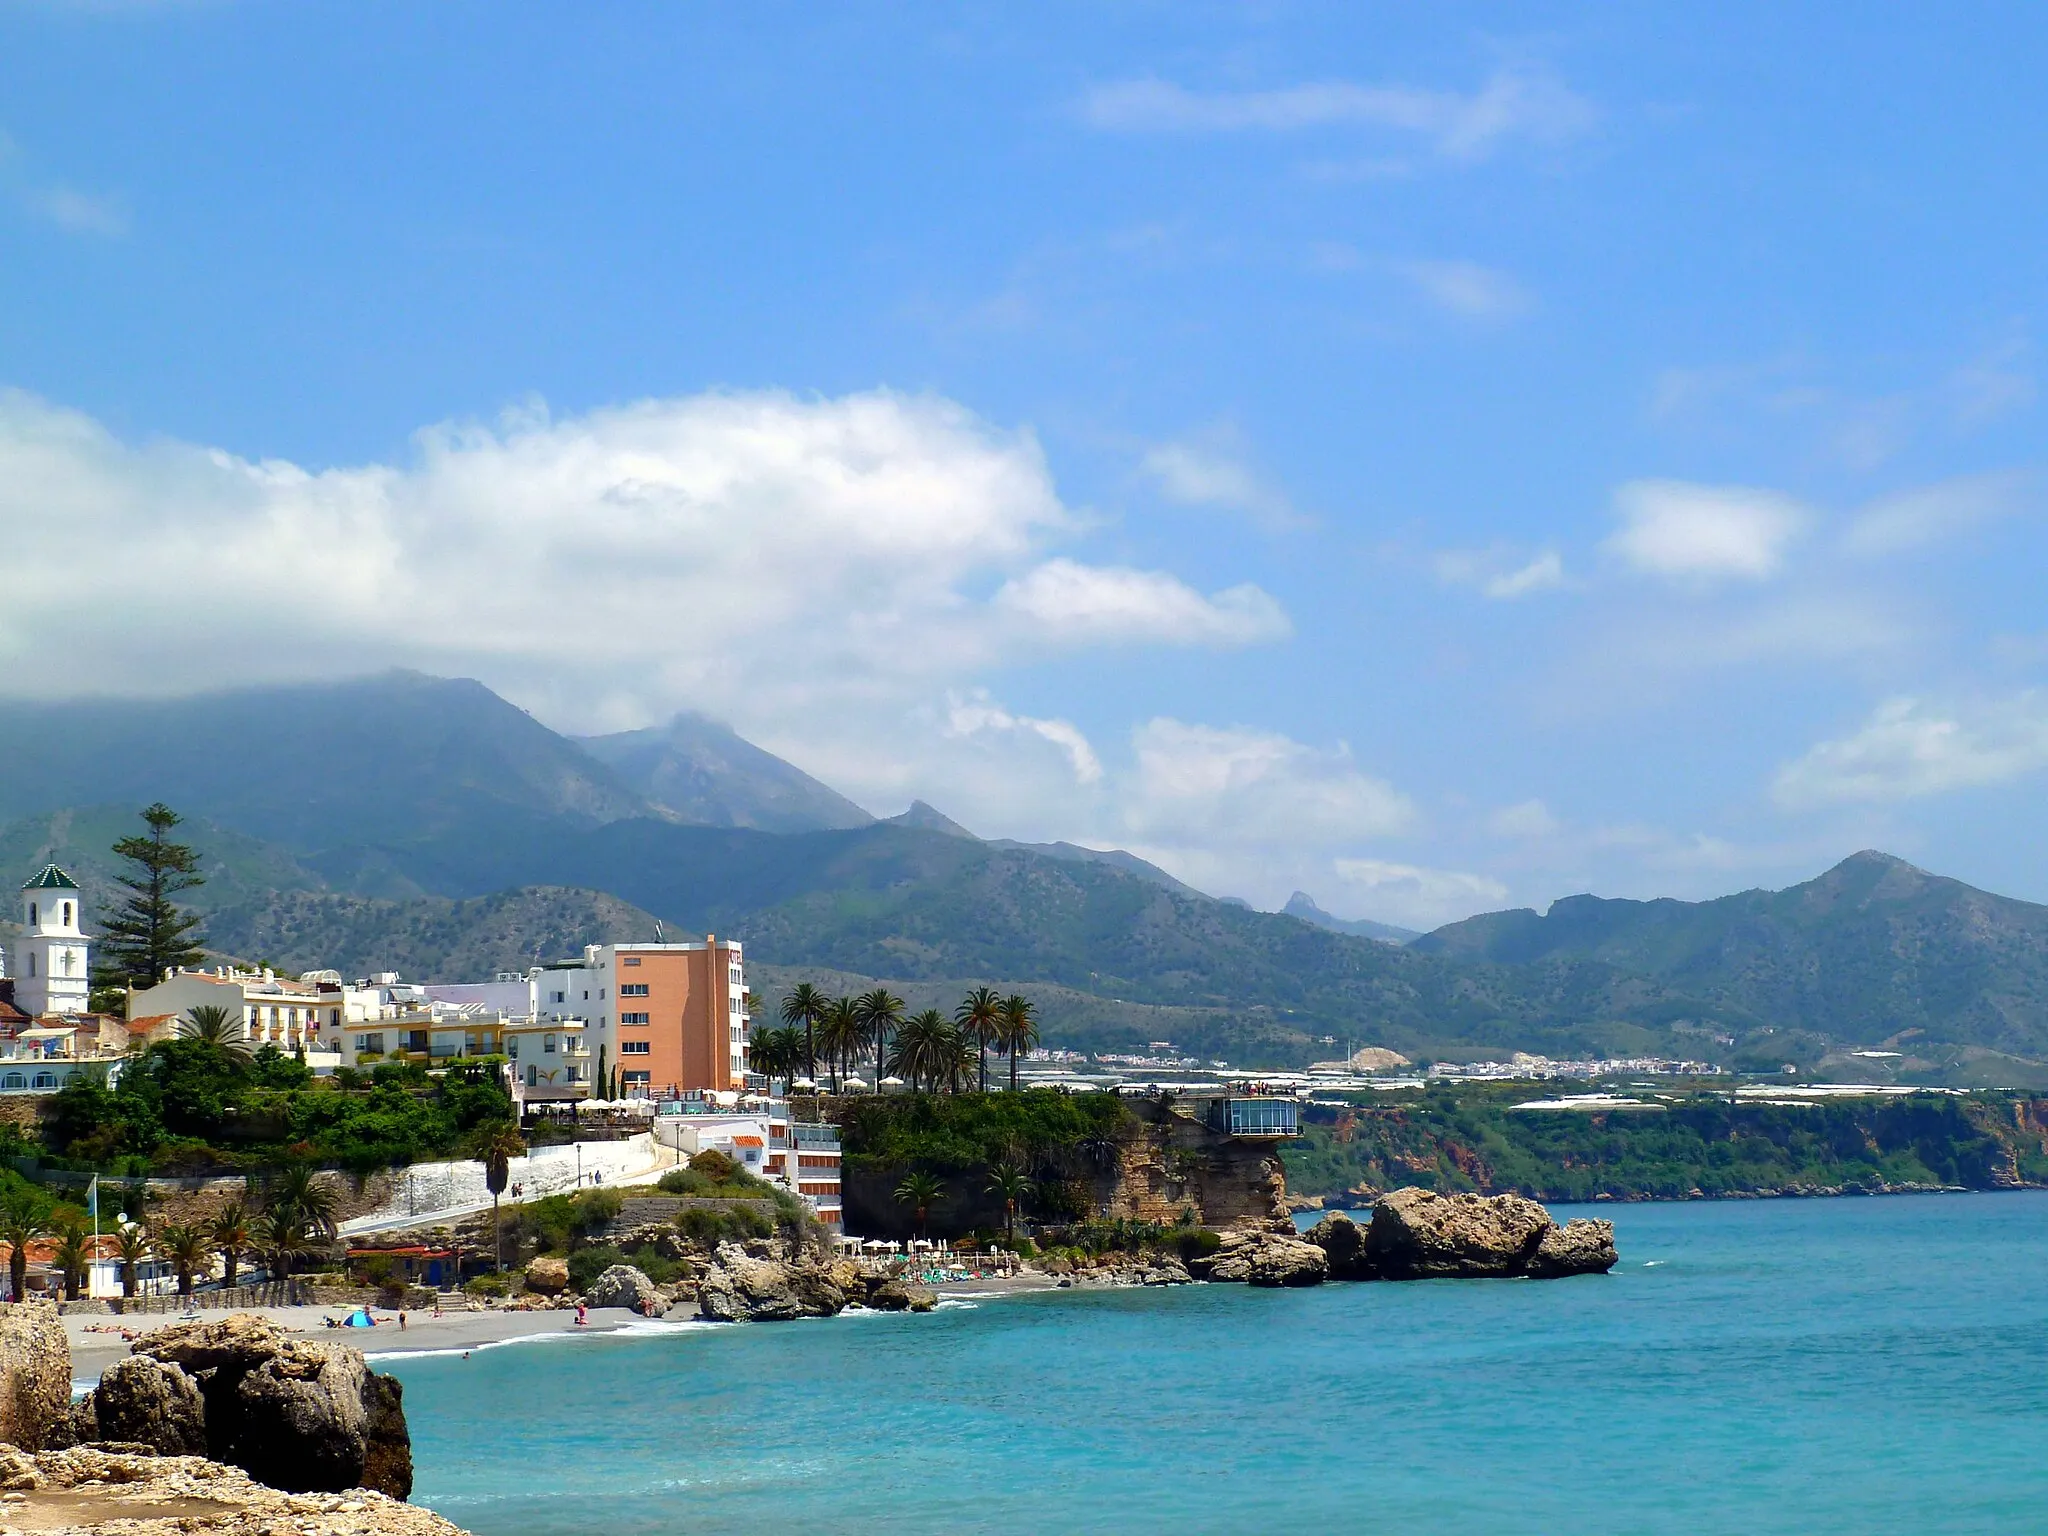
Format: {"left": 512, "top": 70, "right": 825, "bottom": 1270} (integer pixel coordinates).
{"left": 88, "top": 1174, "right": 99, "bottom": 1233}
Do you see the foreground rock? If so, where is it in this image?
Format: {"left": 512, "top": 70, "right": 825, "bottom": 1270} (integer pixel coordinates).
{"left": 1300, "top": 1189, "right": 1618, "bottom": 1281}
{"left": 67, "top": 1356, "right": 208, "bottom": 1456}
{"left": 584, "top": 1264, "right": 668, "bottom": 1316}
{"left": 133, "top": 1314, "right": 413, "bottom": 1498}
{"left": 0, "top": 1300, "right": 70, "bottom": 1450}
{"left": 0, "top": 1445, "right": 465, "bottom": 1536}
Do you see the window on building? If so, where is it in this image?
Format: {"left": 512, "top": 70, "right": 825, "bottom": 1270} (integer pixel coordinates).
{"left": 622, "top": 1070, "right": 650, "bottom": 1088}
{"left": 27, "top": 904, "right": 36, "bottom": 927}
{"left": 62, "top": 903, "right": 72, "bottom": 927}
{"left": 357, "top": 1033, "right": 384, "bottom": 1053}
{"left": 623, "top": 957, "right": 641, "bottom": 967}
{"left": 620, "top": 1013, "right": 650, "bottom": 1026}
{"left": 32, "top": 1073, "right": 53, "bottom": 1090}
{"left": 543, "top": 1035, "right": 556, "bottom": 1053}
{"left": 620, "top": 984, "right": 649, "bottom": 997}
{"left": 1, "top": 1074, "right": 20, "bottom": 1091}
{"left": 620, "top": 1040, "right": 651, "bottom": 1055}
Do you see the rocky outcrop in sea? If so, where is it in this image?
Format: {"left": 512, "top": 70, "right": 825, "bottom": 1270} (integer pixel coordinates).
{"left": 1313, "top": 1188, "right": 1618, "bottom": 1281}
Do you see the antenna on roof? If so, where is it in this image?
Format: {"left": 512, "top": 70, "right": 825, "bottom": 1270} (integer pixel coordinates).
{"left": 653, "top": 920, "right": 665, "bottom": 943}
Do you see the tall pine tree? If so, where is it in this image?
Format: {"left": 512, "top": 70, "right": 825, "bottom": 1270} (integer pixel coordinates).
{"left": 91, "top": 802, "right": 207, "bottom": 1003}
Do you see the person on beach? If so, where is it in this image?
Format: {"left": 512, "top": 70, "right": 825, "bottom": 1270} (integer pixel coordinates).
{"left": 399, "top": 1312, "right": 407, "bottom": 1331}
{"left": 576, "top": 1303, "right": 588, "bottom": 1326}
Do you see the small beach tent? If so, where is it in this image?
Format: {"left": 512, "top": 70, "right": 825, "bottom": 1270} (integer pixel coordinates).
{"left": 343, "top": 1308, "right": 375, "bottom": 1328}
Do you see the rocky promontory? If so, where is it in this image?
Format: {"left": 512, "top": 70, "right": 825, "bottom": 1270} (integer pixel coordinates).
{"left": 1312, "top": 1187, "right": 1618, "bottom": 1281}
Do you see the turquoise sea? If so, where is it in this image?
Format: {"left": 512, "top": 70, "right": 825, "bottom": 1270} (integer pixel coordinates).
{"left": 387, "top": 1193, "right": 2048, "bottom": 1535}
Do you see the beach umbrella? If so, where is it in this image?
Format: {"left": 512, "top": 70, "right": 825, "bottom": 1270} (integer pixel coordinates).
{"left": 791, "top": 1077, "right": 817, "bottom": 1091}
{"left": 880, "top": 1075, "right": 905, "bottom": 1088}
{"left": 842, "top": 1076, "right": 869, "bottom": 1091}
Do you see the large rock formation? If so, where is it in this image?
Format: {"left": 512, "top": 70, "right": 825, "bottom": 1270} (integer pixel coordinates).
{"left": 1186, "top": 1229, "right": 1327, "bottom": 1287}
{"left": 0, "top": 1444, "right": 465, "bottom": 1536}
{"left": 1526, "top": 1216, "right": 1621, "bottom": 1278}
{"left": 1299, "top": 1189, "right": 1619, "bottom": 1281}
{"left": 696, "top": 1243, "right": 851, "bottom": 1321}
{"left": 1245, "top": 1238, "right": 1330, "bottom": 1288}
{"left": 1303, "top": 1212, "right": 1375, "bottom": 1281}
{"left": 583, "top": 1264, "right": 667, "bottom": 1315}
{"left": 0, "top": 1301, "right": 71, "bottom": 1451}
{"left": 134, "top": 1314, "right": 413, "bottom": 1498}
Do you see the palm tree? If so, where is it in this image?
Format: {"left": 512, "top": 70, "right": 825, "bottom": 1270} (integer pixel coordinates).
{"left": 893, "top": 1169, "right": 944, "bottom": 1240}
{"left": 250, "top": 1210, "right": 310, "bottom": 1285}
{"left": 154, "top": 1223, "right": 213, "bottom": 1298}
{"left": 995, "top": 994, "right": 1040, "bottom": 1093}
{"left": 817, "top": 998, "right": 862, "bottom": 1092}
{"left": 955, "top": 987, "right": 1003, "bottom": 1094}
{"left": 212, "top": 1200, "right": 251, "bottom": 1290}
{"left": 114, "top": 1225, "right": 151, "bottom": 1298}
{"left": 469, "top": 1122, "right": 527, "bottom": 1275}
{"left": 0, "top": 1195, "right": 46, "bottom": 1302}
{"left": 52, "top": 1221, "right": 91, "bottom": 1302}
{"left": 889, "top": 1010, "right": 957, "bottom": 1092}
{"left": 264, "top": 1162, "right": 339, "bottom": 1242}
{"left": 986, "top": 1163, "right": 1031, "bottom": 1248}
{"left": 780, "top": 983, "right": 830, "bottom": 1081}
{"left": 854, "top": 988, "right": 904, "bottom": 1089}
{"left": 751, "top": 1027, "right": 801, "bottom": 1087}
{"left": 183, "top": 1002, "right": 251, "bottom": 1058}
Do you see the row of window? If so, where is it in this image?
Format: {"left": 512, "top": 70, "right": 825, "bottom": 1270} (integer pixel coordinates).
{"left": 0, "top": 1073, "right": 57, "bottom": 1090}
{"left": 620, "top": 1041, "right": 651, "bottom": 1055}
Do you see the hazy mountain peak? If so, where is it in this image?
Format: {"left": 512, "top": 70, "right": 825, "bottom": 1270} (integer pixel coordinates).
{"left": 576, "top": 711, "right": 872, "bottom": 834}
{"left": 1281, "top": 891, "right": 1421, "bottom": 944}
{"left": 884, "top": 800, "right": 978, "bottom": 839}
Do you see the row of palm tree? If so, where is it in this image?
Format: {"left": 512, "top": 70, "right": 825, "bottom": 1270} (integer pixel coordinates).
{"left": 761, "top": 984, "right": 1041, "bottom": 1093}
{"left": 0, "top": 1162, "right": 341, "bottom": 1302}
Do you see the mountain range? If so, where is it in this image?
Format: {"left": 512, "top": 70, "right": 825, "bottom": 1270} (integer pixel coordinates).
{"left": 3, "top": 671, "right": 2047, "bottom": 1085}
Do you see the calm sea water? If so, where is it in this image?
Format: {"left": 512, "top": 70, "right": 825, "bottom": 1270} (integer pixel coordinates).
{"left": 387, "top": 1193, "right": 2048, "bottom": 1535}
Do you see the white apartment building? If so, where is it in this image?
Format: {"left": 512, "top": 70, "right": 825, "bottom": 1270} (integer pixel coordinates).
{"left": 127, "top": 966, "right": 352, "bottom": 1070}
{"left": 652, "top": 1093, "right": 843, "bottom": 1231}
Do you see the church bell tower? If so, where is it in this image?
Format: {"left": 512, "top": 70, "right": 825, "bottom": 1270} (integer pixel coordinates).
{"left": 16, "top": 866, "right": 90, "bottom": 1018}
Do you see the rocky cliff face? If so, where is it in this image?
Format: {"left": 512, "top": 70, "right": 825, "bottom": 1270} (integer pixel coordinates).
{"left": 1104, "top": 1099, "right": 1291, "bottom": 1230}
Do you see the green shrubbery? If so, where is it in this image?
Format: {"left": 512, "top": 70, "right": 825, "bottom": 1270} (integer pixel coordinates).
{"left": 45, "top": 1045, "right": 514, "bottom": 1175}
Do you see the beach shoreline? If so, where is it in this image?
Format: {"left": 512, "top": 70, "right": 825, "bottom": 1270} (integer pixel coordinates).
{"left": 66, "top": 1271, "right": 1065, "bottom": 1381}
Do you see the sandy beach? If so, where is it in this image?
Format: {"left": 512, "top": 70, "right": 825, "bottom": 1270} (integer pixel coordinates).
{"left": 66, "top": 1271, "right": 1063, "bottom": 1382}
{"left": 65, "top": 1304, "right": 653, "bottom": 1381}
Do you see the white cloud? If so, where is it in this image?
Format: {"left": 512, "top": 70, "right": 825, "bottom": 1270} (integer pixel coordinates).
{"left": 1397, "top": 259, "right": 1529, "bottom": 319}
{"left": 1604, "top": 479, "right": 1809, "bottom": 581}
{"left": 1773, "top": 694, "right": 2048, "bottom": 808}
{"left": 1435, "top": 546, "right": 1567, "bottom": 599}
{"left": 0, "top": 387, "right": 1287, "bottom": 730}
{"left": 23, "top": 186, "right": 126, "bottom": 237}
{"left": 1841, "top": 471, "right": 2032, "bottom": 558}
{"left": 1948, "top": 336, "right": 2035, "bottom": 427}
{"left": 1489, "top": 799, "right": 1559, "bottom": 838}
{"left": 1330, "top": 858, "right": 1509, "bottom": 924}
{"left": 1081, "top": 66, "right": 1593, "bottom": 161}
{"left": 1140, "top": 437, "right": 1301, "bottom": 529}
{"left": 941, "top": 690, "right": 1103, "bottom": 785}
{"left": 995, "top": 559, "right": 1290, "bottom": 648}
{"left": 1125, "top": 719, "right": 1413, "bottom": 847}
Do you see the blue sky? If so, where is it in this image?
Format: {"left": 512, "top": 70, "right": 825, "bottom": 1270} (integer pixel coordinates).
{"left": 3, "top": 4, "right": 2046, "bottom": 925}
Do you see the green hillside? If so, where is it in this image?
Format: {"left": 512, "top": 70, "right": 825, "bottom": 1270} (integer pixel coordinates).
{"left": 1414, "top": 851, "right": 2048, "bottom": 1069}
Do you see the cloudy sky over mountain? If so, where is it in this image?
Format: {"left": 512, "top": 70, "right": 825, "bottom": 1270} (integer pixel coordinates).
{"left": 3, "top": 5, "right": 2045, "bottom": 923}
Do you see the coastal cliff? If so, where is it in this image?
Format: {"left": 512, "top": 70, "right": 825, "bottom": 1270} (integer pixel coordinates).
{"left": 1286, "top": 1088, "right": 2048, "bottom": 1204}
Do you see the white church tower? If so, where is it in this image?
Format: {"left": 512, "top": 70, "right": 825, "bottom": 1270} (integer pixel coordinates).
{"left": 16, "top": 866, "right": 90, "bottom": 1018}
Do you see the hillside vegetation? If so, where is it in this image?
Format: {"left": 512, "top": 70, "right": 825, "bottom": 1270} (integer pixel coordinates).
{"left": 1284, "top": 1087, "right": 2048, "bottom": 1202}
